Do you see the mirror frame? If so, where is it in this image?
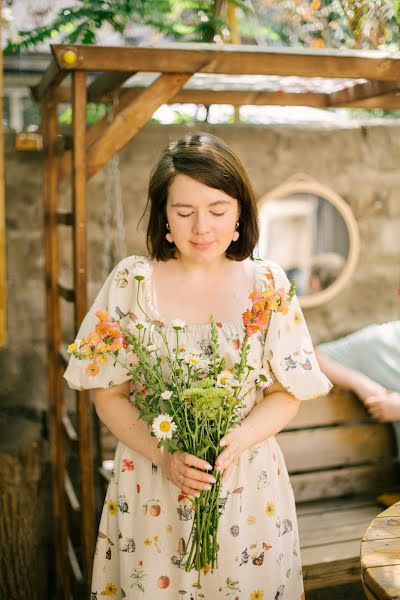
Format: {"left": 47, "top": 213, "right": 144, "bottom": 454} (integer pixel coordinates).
{"left": 258, "top": 173, "right": 360, "bottom": 309}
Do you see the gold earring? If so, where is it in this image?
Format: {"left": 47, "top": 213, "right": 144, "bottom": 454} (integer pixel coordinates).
{"left": 166, "top": 222, "right": 170, "bottom": 231}
{"left": 236, "top": 221, "right": 239, "bottom": 230}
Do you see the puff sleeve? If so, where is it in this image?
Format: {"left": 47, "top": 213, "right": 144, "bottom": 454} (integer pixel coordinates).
{"left": 262, "top": 260, "right": 333, "bottom": 401}
{"left": 63, "top": 255, "right": 141, "bottom": 391}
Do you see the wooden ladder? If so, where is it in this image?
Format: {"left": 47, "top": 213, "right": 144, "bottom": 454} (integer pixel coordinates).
{"left": 41, "top": 71, "right": 96, "bottom": 599}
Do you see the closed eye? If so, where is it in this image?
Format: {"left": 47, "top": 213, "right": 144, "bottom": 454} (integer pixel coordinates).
{"left": 177, "top": 212, "right": 226, "bottom": 217}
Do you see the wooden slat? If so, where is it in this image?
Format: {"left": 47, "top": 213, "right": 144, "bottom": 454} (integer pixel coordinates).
{"left": 64, "top": 471, "right": 80, "bottom": 513}
{"left": 361, "top": 539, "right": 400, "bottom": 569}
{"left": 363, "top": 565, "right": 400, "bottom": 600}
{"left": 86, "top": 72, "right": 191, "bottom": 179}
{"left": 62, "top": 413, "right": 79, "bottom": 447}
{"left": 278, "top": 423, "right": 396, "bottom": 472}
{"left": 87, "top": 71, "right": 135, "bottom": 102}
{"left": 363, "top": 516, "right": 400, "bottom": 542}
{"left": 58, "top": 280, "right": 75, "bottom": 302}
{"left": 328, "top": 80, "right": 400, "bottom": 106}
{"left": 291, "top": 464, "right": 398, "bottom": 503}
{"left": 34, "top": 57, "right": 68, "bottom": 100}
{"left": 67, "top": 538, "right": 83, "bottom": 584}
{"left": 41, "top": 95, "right": 70, "bottom": 600}
{"left": 299, "top": 505, "right": 380, "bottom": 547}
{"left": 72, "top": 70, "right": 95, "bottom": 591}
{"left": 297, "top": 496, "right": 378, "bottom": 516}
{"left": 287, "top": 388, "right": 368, "bottom": 429}
{"left": 51, "top": 43, "right": 400, "bottom": 81}
{"left": 302, "top": 544, "right": 361, "bottom": 590}
{"left": 53, "top": 82, "right": 400, "bottom": 109}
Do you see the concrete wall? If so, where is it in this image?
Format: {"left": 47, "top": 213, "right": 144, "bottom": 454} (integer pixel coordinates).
{"left": 2, "top": 121, "right": 399, "bottom": 415}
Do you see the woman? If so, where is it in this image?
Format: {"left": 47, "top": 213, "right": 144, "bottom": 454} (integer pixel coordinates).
{"left": 64, "top": 132, "right": 331, "bottom": 599}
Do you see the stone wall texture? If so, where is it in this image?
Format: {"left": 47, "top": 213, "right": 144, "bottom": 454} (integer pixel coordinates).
{"left": 1, "top": 122, "right": 399, "bottom": 413}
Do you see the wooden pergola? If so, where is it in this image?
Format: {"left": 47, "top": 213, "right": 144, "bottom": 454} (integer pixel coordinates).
{"left": 36, "top": 42, "right": 400, "bottom": 600}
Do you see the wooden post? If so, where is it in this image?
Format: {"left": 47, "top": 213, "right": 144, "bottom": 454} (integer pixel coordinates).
{"left": 72, "top": 70, "right": 95, "bottom": 590}
{"left": 0, "top": 9, "right": 6, "bottom": 347}
{"left": 41, "top": 93, "right": 69, "bottom": 600}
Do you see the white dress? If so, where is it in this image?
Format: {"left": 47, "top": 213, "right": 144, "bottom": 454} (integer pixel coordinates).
{"left": 64, "top": 255, "right": 332, "bottom": 600}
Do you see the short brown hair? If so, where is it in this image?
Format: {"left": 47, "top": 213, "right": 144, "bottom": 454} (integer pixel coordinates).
{"left": 144, "top": 132, "right": 259, "bottom": 261}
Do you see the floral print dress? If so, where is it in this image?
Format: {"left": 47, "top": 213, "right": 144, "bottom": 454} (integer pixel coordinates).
{"left": 64, "top": 255, "right": 332, "bottom": 600}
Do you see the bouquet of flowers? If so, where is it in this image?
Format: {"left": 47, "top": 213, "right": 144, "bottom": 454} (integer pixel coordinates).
{"left": 68, "top": 267, "right": 295, "bottom": 583}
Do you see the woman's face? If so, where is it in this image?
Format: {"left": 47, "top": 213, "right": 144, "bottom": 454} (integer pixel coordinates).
{"left": 165, "top": 173, "right": 240, "bottom": 263}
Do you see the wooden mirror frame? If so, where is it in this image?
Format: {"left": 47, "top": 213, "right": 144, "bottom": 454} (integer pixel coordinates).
{"left": 258, "top": 173, "right": 360, "bottom": 309}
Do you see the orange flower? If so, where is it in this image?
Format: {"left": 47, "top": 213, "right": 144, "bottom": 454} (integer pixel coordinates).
{"left": 86, "top": 363, "right": 100, "bottom": 377}
{"left": 95, "top": 309, "right": 111, "bottom": 322}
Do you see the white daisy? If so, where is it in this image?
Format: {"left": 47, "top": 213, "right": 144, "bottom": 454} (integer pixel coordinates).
{"left": 151, "top": 414, "right": 177, "bottom": 440}
{"left": 183, "top": 353, "right": 209, "bottom": 369}
{"left": 171, "top": 319, "right": 186, "bottom": 330}
{"left": 135, "top": 319, "right": 149, "bottom": 330}
{"left": 255, "top": 368, "right": 274, "bottom": 389}
{"left": 160, "top": 390, "right": 173, "bottom": 400}
{"left": 147, "top": 344, "right": 158, "bottom": 352}
{"left": 133, "top": 267, "right": 147, "bottom": 281}
{"left": 216, "top": 370, "right": 235, "bottom": 388}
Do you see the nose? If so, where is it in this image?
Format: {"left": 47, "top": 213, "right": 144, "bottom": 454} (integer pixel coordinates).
{"left": 192, "top": 212, "right": 211, "bottom": 235}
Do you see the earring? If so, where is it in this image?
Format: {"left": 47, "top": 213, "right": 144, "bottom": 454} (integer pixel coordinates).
{"left": 166, "top": 222, "right": 170, "bottom": 231}
{"left": 232, "top": 220, "right": 239, "bottom": 242}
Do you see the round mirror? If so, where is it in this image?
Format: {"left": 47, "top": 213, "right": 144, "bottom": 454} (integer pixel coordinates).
{"left": 257, "top": 174, "right": 360, "bottom": 309}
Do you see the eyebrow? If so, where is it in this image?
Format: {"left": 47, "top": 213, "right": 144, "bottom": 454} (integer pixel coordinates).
{"left": 171, "top": 200, "right": 232, "bottom": 208}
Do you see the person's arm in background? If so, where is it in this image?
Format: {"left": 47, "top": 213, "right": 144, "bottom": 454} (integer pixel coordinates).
{"left": 315, "top": 347, "right": 400, "bottom": 422}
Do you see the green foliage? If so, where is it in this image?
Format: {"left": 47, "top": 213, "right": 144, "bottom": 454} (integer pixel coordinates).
{"left": 5, "top": 0, "right": 250, "bottom": 53}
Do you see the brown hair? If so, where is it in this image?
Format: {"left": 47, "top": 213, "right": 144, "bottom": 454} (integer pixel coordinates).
{"left": 143, "top": 132, "right": 260, "bottom": 261}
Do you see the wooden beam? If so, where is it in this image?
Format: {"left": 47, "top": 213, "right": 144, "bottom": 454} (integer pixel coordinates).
{"left": 71, "top": 70, "right": 95, "bottom": 591}
{"left": 52, "top": 43, "right": 400, "bottom": 81}
{"left": 87, "top": 72, "right": 192, "bottom": 179}
{"left": 328, "top": 80, "right": 400, "bottom": 106}
{"left": 87, "top": 71, "right": 135, "bottom": 103}
{"left": 53, "top": 84, "right": 400, "bottom": 109}
{"left": 34, "top": 57, "right": 68, "bottom": 100}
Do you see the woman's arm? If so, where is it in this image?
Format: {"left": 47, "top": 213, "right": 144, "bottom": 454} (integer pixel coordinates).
{"left": 314, "top": 347, "right": 386, "bottom": 401}
{"left": 93, "top": 383, "right": 217, "bottom": 496}
{"left": 215, "top": 381, "right": 300, "bottom": 481}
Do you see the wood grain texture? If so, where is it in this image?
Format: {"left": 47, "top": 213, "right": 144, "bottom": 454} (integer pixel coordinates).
{"left": 51, "top": 43, "right": 400, "bottom": 81}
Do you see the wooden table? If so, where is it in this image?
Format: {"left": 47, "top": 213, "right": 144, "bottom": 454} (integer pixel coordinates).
{"left": 361, "top": 501, "right": 400, "bottom": 599}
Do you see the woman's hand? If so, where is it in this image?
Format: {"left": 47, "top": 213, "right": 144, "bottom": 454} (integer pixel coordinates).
{"left": 364, "top": 391, "right": 400, "bottom": 422}
{"left": 161, "top": 449, "right": 216, "bottom": 497}
{"left": 215, "top": 426, "right": 250, "bottom": 484}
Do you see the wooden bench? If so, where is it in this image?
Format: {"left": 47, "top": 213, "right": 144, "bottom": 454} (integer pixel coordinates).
{"left": 361, "top": 500, "right": 400, "bottom": 599}
{"left": 276, "top": 386, "right": 400, "bottom": 591}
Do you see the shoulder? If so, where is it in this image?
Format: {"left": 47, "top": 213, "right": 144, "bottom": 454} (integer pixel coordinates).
{"left": 252, "top": 257, "right": 290, "bottom": 290}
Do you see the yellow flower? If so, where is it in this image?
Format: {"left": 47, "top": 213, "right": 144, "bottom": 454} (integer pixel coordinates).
{"left": 153, "top": 535, "right": 159, "bottom": 542}
{"left": 250, "top": 590, "right": 264, "bottom": 600}
{"left": 294, "top": 311, "right": 302, "bottom": 325}
{"left": 108, "top": 500, "right": 118, "bottom": 515}
{"left": 247, "top": 515, "right": 256, "bottom": 525}
{"left": 67, "top": 342, "right": 78, "bottom": 354}
{"left": 144, "top": 538, "right": 152, "bottom": 546}
{"left": 101, "top": 582, "right": 117, "bottom": 597}
{"left": 264, "top": 501, "right": 276, "bottom": 517}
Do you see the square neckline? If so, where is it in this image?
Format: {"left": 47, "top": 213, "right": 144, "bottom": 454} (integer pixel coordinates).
{"left": 143, "top": 256, "right": 263, "bottom": 329}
